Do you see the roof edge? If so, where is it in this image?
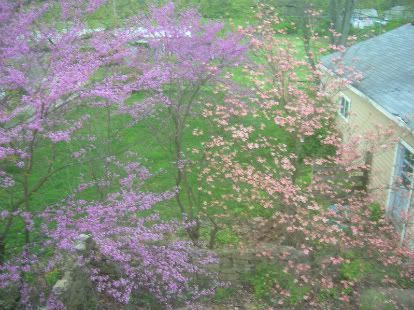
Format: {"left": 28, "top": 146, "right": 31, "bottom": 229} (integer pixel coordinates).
{"left": 319, "top": 64, "right": 413, "bottom": 133}
{"left": 347, "top": 84, "right": 412, "bottom": 132}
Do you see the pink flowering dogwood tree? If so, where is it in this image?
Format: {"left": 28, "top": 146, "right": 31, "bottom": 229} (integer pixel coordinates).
{"left": 193, "top": 5, "right": 414, "bottom": 308}
{"left": 1, "top": 1, "right": 413, "bottom": 309}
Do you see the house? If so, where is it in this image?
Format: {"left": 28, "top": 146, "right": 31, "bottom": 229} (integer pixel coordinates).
{"left": 321, "top": 24, "right": 414, "bottom": 246}
{"left": 384, "top": 6, "right": 414, "bottom": 22}
{"left": 351, "top": 8, "right": 382, "bottom": 29}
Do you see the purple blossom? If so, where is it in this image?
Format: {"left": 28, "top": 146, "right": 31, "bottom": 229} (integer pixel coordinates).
{"left": 0, "top": 2, "right": 226, "bottom": 308}
{"left": 34, "top": 160, "right": 220, "bottom": 307}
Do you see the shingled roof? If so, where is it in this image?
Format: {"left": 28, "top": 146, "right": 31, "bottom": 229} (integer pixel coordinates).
{"left": 321, "top": 24, "right": 414, "bottom": 129}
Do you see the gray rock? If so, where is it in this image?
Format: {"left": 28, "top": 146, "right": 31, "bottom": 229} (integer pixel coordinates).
{"left": 52, "top": 271, "right": 71, "bottom": 296}
{"left": 74, "top": 233, "right": 91, "bottom": 252}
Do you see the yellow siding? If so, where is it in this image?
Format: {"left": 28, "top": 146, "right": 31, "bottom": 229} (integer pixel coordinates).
{"left": 335, "top": 88, "right": 414, "bottom": 207}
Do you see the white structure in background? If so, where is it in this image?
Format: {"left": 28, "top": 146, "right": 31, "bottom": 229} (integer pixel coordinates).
{"left": 77, "top": 27, "right": 105, "bottom": 37}
{"left": 351, "top": 8, "right": 382, "bottom": 29}
{"left": 31, "top": 27, "right": 105, "bottom": 42}
{"left": 384, "top": 6, "right": 414, "bottom": 21}
{"left": 32, "top": 26, "right": 191, "bottom": 45}
{"left": 119, "top": 26, "right": 192, "bottom": 44}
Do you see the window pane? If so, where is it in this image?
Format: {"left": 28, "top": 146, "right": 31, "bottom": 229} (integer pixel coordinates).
{"left": 402, "top": 174, "right": 412, "bottom": 188}
{"left": 339, "top": 96, "right": 348, "bottom": 118}
{"left": 401, "top": 145, "right": 414, "bottom": 188}
{"left": 402, "top": 163, "right": 413, "bottom": 175}
{"left": 406, "top": 151, "right": 414, "bottom": 166}
{"left": 344, "top": 100, "right": 349, "bottom": 117}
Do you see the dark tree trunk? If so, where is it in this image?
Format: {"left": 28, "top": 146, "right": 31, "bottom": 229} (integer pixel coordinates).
{"left": 339, "top": 0, "right": 355, "bottom": 46}
{"left": 0, "top": 237, "right": 4, "bottom": 263}
{"left": 361, "top": 151, "right": 373, "bottom": 191}
{"left": 329, "top": 0, "right": 355, "bottom": 46}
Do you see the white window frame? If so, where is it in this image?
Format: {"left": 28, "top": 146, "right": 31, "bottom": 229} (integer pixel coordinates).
{"left": 337, "top": 93, "right": 351, "bottom": 121}
{"left": 387, "top": 140, "right": 414, "bottom": 211}
{"left": 386, "top": 140, "right": 414, "bottom": 246}
{"left": 400, "top": 142, "right": 414, "bottom": 190}
{"left": 387, "top": 142, "right": 400, "bottom": 212}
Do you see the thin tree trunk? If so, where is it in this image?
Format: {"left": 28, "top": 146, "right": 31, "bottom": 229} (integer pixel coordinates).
{"left": 106, "top": 107, "right": 112, "bottom": 155}
{"left": 169, "top": 85, "right": 203, "bottom": 244}
{"left": 112, "top": 0, "right": 118, "bottom": 21}
{"left": 329, "top": 0, "right": 339, "bottom": 44}
{"left": 0, "top": 237, "right": 5, "bottom": 263}
{"left": 171, "top": 112, "right": 200, "bottom": 244}
{"left": 23, "top": 176, "right": 31, "bottom": 245}
{"left": 338, "top": 0, "right": 355, "bottom": 46}
{"left": 292, "top": 140, "right": 303, "bottom": 184}
{"left": 329, "top": 0, "right": 355, "bottom": 46}
{"left": 208, "top": 217, "right": 219, "bottom": 249}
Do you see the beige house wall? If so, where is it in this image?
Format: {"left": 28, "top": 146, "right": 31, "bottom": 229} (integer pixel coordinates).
{"left": 335, "top": 88, "right": 414, "bottom": 208}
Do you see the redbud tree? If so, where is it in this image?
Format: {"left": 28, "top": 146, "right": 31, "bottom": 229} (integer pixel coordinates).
{"left": 128, "top": 2, "right": 246, "bottom": 243}
{"left": 0, "top": 1, "right": 222, "bottom": 309}
{"left": 0, "top": 0, "right": 137, "bottom": 258}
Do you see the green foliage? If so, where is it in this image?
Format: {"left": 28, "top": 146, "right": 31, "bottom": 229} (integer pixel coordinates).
{"left": 86, "top": 0, "right": 146, "bottom": 28}
{"left": 45, "top": 269, "right": 62, "bottom": 286}
{"left": 213, "top": 287, "right": 236, "bottom": 302}
{"left": 59, "top": 267, "right": 99, "bottom": 310}
{"left": 368, "top": 203, "right": 382, "bottom": 222}
{"left": 312, "top": 18, "right": 333, "bottom": 37}
{"left": 273, "top": 18, "right": 298, "bottom": 34}
{"left": 340, "top": 258, "right": 372, "bottom": 281}
{"left": 243, "top": 262, "right": 310, "bottom": 306}
{"left": 242, "top": 262, "right": 275, "bottom": 301}
{"left": 296, "top": 164, "right": 313, "bottom": 187}
{"left": 383, "top": 19, "right": 408, "bottom": 32}
{"left": 5, "top": 3, "right": 413, "bottom": 309}
{"left": 215, "top": 229, "right": 240, "bottom": 245}
{"left": 359, "top": 289, "right": 394, "bottom": 310}
{"left": 196, "top": 0, "right": 255, "bottom": 19}
{"left": 302, "top": 126, "right": 336, "bottom": 160}
{"left": 199, "top": 228, "right": 240, "bottom": 246}
{"left": 318, "top": 288, "right": 339, "bottom": 302}
{"left": 339, "top": 248, "right": 414, "bottom": 290}
{"left": 0, "top": 287, "right": 19, "bottom": 310}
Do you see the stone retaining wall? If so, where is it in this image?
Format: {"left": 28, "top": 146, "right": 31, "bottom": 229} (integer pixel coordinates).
{"left": 211, "top": 243, "right": 306, "bottom": 282}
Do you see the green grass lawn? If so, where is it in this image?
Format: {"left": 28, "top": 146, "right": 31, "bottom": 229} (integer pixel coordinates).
{"left": 2, "top": 0, "right": 332, "bottom": 257}
{"left": 4, "top": 2, "right": 412, "bottom": 309}
{"left": 3, "top": 63, "right": 322, "bottom": 260}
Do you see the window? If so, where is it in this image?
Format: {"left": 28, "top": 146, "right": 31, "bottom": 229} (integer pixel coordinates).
{"left": 400, "top": 145, "right": 414, "bottom": 190}
{"left": 388, "top": 142, "right": 414, "bottom": 231}
{"left": 338, "top": 95, "right": 351, "bottom": 120}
